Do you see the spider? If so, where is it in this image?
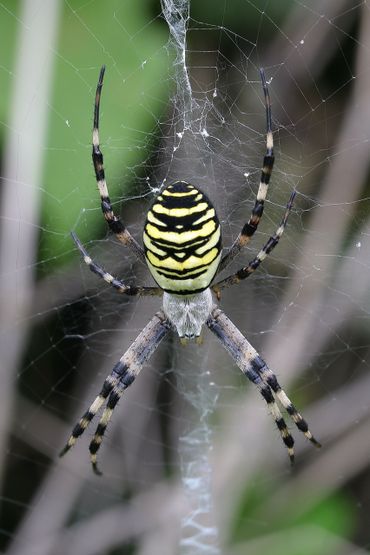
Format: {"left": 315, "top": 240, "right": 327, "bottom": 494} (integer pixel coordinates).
{"left": 60, "top": 66, "right": 321, "bottom": 475}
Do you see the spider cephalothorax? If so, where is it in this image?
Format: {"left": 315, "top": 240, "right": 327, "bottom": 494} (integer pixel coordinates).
{"left": 60, "top": 66, "right": 320, "bottom": 475}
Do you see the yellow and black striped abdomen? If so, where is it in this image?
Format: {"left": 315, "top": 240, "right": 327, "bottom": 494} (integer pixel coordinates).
{"left": 143, "top": 181, "right": 222, "bottom": 294}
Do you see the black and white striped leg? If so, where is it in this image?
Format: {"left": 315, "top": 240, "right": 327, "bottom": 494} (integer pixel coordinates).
{"left": 59, "top": 311, "right": 171, "bottom": 473}
{"left": 254, "top": 363, "right": 321, "bottom": 449}
{"left": 92, "top": 66, "right": 145, "bottom": 264}
{"left": 59, "top": 374, "right": 118, "bottom": 457}
{"left": 213, "top": 190, "right": 295, "bottom": 297}
{"left": 89, "top": 380, "right": 129, "bottom": 475}
{"left": 259, "top": 381, "right": 295, "bottom": 462}
{"left": 72, "top": 232, "right": 162, "bottom": 297}
{"left": 207, "top": 307, "right": 294, "bottom": 461}
{"left": 218, "top": 68, "right": 275, "bottom": 274}
{"left": 207, "top": 307, "right": 320, "bottom": 462}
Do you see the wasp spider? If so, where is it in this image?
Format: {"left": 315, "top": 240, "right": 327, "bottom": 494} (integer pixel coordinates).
{"left": 60, "top": 66, "right": 321, "bottom": 474}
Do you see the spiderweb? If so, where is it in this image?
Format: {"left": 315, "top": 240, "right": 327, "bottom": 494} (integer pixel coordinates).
{"left": 1, "top": 0, "right": 370, "bottom": 554}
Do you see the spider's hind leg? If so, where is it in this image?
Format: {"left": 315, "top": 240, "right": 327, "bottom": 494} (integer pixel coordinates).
{"left": 59, "top": 374, "right": 117, "bottom": 457}
{"left": 88, "top": 378, "right": 132, "bottom": 475}
{"left": 59, "top": 311, "right": 171, "bottom": 473}
{"left": 258, "top": 381, "right": 295, "bottom": 462}
{"left": 257, "top": 364, "right": 321, "bottom": 448}
{"left": 207, "top": 306, "right": 321, "bottom": 462}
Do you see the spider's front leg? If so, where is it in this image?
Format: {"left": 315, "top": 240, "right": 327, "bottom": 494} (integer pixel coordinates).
{"left": 218, "top": 68, "right": 275, "bottom": 273}
{"left": 59, "top": 311, "right": 171, "bottom": 474}
{"left": 71, "top": 231, "right": 162, "bottom": 297}
{"left": 212, "top": 190, "right": 295, "bottom": 299}
{"left": 92, "top": 66, "right": 146, "bottom": 264}
{"left": 207, "top": 306, "right": 321, "bottom": 462}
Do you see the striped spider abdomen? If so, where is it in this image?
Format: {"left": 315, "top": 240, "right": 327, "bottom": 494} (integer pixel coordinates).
{"left": 143, "top": 181, "right": 222, "bottom": 295}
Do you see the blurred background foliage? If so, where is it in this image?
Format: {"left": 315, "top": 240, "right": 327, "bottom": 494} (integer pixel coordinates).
{"left": 1, "top": 0, "right": 170, "bottom": 260}
{"left": 1, "top": 1, "right": 370, "bottom": 555}
{"left": 0, "top": 0, "right": 299, "bottom": 263}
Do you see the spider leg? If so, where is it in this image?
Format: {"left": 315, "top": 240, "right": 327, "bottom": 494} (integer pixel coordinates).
{"left": 207, "top": 306, "right": 320, "bottom": 462}
{"left": 89, "top": 383, "right": 125, "bottom": 475}
{"left": 59, "top": 374, "right": 117, "bottom": 457}
{"left": 218, "top": 68, "right": 274, "bottom": 273}
{"left": 92, "top": 66, "right": 146, "bottom": 264}
{"left": 72, "top": 232, "right": 162, "bottom": 296}
{"left": 212, "top": 190, "right": 295, "bottom": 298}
{"left": 254, "top": 363, "right": 321, "bottom": 448}
{"left": 59, "top": 311, "right": 171, "bottom": 474}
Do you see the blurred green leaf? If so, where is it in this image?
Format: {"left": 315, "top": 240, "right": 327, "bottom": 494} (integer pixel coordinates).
{"left": 231, "top": 475, "right": 355, "bottom": 554}
{"left": 0, "top": 2, "right": 170, "bottom": 267}
{"left": 41, "top": 1, "right": 169, "bottom": 263}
